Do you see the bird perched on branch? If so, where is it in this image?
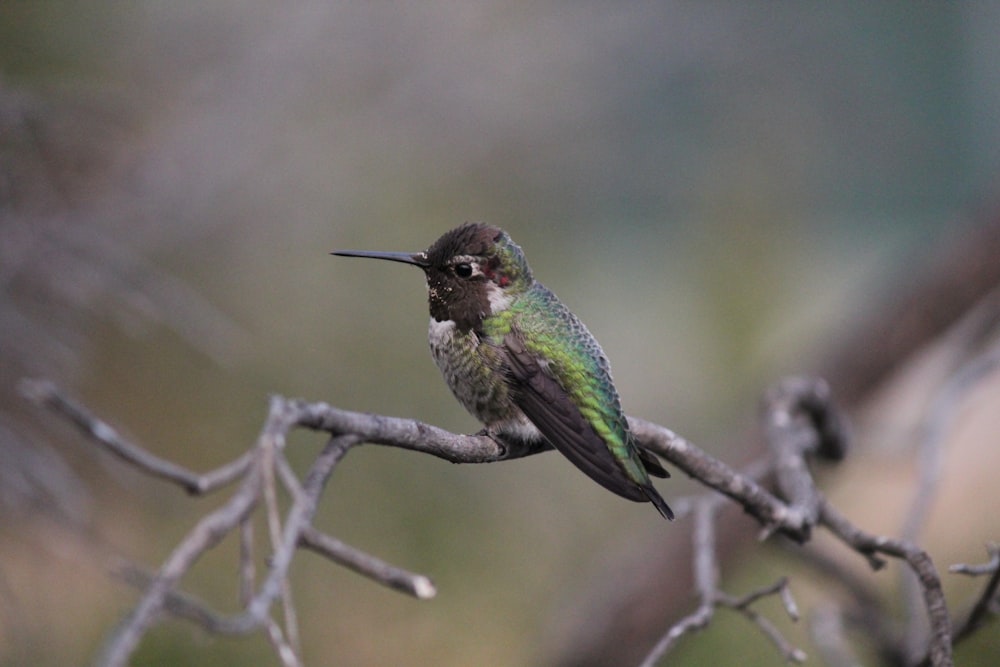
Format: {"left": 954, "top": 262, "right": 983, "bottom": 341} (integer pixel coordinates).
{"left": 334, "top": 222, "right": 672, "bottom": 519}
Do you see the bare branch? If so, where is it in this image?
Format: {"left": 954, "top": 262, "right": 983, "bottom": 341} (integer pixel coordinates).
{"left": 17, "top": 378, "right": 252, "bottom": 495}
{"left": 19, "top": 376, "right": 981, "bottom": 667}
{"left": 950, "top": 543, "right": 1000, "bottom": 576}
{"left": 77, "top": 392, "right": 382, "bottom": 666}
{"left": 289, "top": 400, "right": 522, "bottom": 461}
{"left": 640, "top": 500, "right": 806, "bottom": 666}
{"left": 641, "top": 374, "right": 955, "bottom": 667}
{"left": 261, "top": 441, "right": 301, "bottom": 656}
{"left": 629, "top": 418, "right": 811, "bottom": 541}
{"left": 950, "top": 544, "right": 1000, "bottom": 645}
{"left": 94, "top": 463, "right": 262, "bottom": 666}
{"left": 115, "top": 564, "right": 236, "bottom": 629}
{"left": 819, "top": 500, "right": 952, "bottom": 667}
{"left": 299, "top": 526, "right": 437, "bottom": 600}
{"left": 789, "top": 541, "right": 900, "bottom": 662}
{"left": 719, "top": 581, "right": 807, "bottom": 663}
{"left": 764, "top": 377, "right": 843, "bottom": 533}
{"left": 210, "top": 434, "right": 359, "bottom": 637}
{"left": 638, "top": 501, "right": 719, "bottom": 666}
{"left": 14, "top": 376, "right": 825, "bottom": 548}
{"left": 899, "top": 303, "right": 1000, "bottom": 657}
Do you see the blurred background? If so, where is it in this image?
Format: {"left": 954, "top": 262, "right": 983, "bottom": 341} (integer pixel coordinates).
{"left": 2, "top": 3, "right": 999, "bottom": 665}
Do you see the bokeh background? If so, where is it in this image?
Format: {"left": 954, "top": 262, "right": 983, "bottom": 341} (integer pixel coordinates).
{"left": 2, "top": 3, "right": 999, "bottom": 665}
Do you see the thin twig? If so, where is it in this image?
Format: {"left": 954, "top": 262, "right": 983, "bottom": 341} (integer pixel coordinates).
{"left": 93, "top": 466, "right": 262, "bottom": 667}
{"left": 819, "top": 500, "right": 952, "bottom": 667}
{"left": 115, "top": 559, "right": 302, "bottom": 667}
{"left": 789, "top": 541, "right": 900, "bottom": 661}
{"left": 900, "top": 341, "right": 1000, "bottom": 657}
{"left": 950, "top": 544, "right": 1000, "bottom": 644}
{"left": 719, "top": 583, "right": 807, "bottom": 663}
{"left": 115, "top": 564, "right": 236, "bottom": 629}
{"left": 629, "top": 418, "right": 811, "bottom": 541}
{"left": 299, "top": 526, "right": 437, "bottom": 600}
{"left": 638, "top": 501, "right": 718, "bottom": 667}
{"left": 210, "top": 434, "right": 360, "bottom": 636}
{"left": 260, "top": 436, "right": 301, "bottom": 656}
{"left": 640, "top": 500, "right": 806, "bottom": 666}
{"left": 17, "top": 378, "right": 253, "bottom": 495}
{"left": 260, "top": 431, "right": 302, "bottom": 663}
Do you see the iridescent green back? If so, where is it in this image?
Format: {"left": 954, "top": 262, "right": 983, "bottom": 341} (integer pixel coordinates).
{"left": 483, "top": 282, "right": 650, "bottom": 485}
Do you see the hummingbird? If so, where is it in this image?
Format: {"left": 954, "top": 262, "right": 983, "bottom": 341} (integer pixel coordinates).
{"left": 333, "top": 223, "right": 673, "bottom": 520}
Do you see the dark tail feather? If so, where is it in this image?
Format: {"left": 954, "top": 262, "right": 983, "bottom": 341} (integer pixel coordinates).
{"left": 638, "top": 448, "right": 670, "bottom": 478}
{"left": 643, "top": 486, "right": 674, "bottom": 521}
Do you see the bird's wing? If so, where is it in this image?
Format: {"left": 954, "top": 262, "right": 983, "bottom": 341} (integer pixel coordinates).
{"left": 502, "top": 330, "right": 650, "bottom": 502}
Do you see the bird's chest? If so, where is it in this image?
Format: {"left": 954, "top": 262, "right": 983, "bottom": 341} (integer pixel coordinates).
{"left": 427, "top": 317, "right": 517, "bottom": 423}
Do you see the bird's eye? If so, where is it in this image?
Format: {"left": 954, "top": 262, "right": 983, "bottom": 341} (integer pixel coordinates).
{"left": 454, "top": 263, "right": 473, "bottom": 278}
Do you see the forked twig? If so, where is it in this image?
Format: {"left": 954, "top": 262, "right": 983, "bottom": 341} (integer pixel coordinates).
{"left": 949, "top": 544, "right": 1000, "bottom": 646}
{"left": 639, "top": 499, "right": 806, "bottom": 666}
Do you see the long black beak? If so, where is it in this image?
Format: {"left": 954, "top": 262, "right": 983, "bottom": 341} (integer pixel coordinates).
{"left": 331, "top": 249, "right": 429, "bottom": 267}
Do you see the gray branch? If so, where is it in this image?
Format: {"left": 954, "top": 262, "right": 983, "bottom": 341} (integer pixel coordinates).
{"left": 639, "top": 498, "right": 806, "bottom": 666}
{"left": 17, "top": 376, "right": 976, "bottom": 667}
{"left": 948, "top": 544, "right": 1000, "bottom": 648}
{"left": 639, "top": 376, "right": 955, "bottom": 667}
